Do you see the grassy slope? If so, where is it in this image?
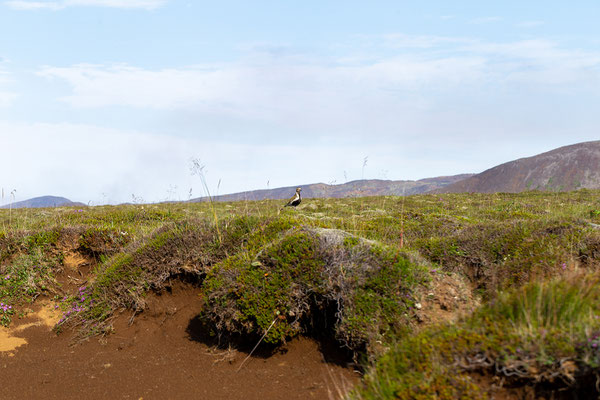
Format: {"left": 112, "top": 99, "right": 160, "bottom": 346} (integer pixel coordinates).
{"left": 1, "top": 190, "right": 600, "bottom": 397}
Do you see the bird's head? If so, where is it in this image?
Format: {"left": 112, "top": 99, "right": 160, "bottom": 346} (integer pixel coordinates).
{"left": 296, "top": 187, "right": 302, "bottom": 192}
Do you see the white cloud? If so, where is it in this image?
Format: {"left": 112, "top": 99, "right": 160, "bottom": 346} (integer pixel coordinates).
{"left": 463, "top": 39, "right": 600, "bottom": 87}
{"left": 4, "top": 1, "right": 60, "bottom": 9}
{"left": 470, "top": 16, "right": 503, "bottom": 24}
{"left": 35, "top": 37, "right": 600, "bottom": 132}
{"left": 36, "top": 55, "right": 492, "bottom": 138}
{"left": 4, "top": 0, "right": 166, "bottom": 10}
{"left": 379, "top": 33, "right": 473, "bottom": 49}
{"left": 517, "top": 20, "right": 544, "bottom": 29}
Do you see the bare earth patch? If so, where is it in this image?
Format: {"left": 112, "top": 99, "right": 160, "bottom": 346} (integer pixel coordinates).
{"left": 0, "top": 284, "right": 359, "bottom": 400}
{"left": 414, "top": 270, "right": 480, "bottom": 327}
{"left": 0, "top": 301, "right": 60, "bottom": 355}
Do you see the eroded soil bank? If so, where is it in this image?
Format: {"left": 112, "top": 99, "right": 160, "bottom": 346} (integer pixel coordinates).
{"left": 1, "top": 284, "right": 359, "bottom": 400}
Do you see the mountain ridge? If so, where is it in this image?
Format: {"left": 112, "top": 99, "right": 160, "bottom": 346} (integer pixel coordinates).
{"left": 438, "top": 141, "right": 600, "bottom": 193}
{"left": 0, "top": 196, "right": 86, "bottom": 209}
{"left": 188, "top": 174, "right": 474, "bottom": 203}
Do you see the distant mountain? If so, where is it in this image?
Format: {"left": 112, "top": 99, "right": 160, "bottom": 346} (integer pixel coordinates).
{"left": 438, "top": 141, "right": 600, "bottom": 194}
{"left": 0, "top": 196, "right": 86, "bottom": 209}
{"left": 190, "top": 174, "right": 474, "bottom": 203}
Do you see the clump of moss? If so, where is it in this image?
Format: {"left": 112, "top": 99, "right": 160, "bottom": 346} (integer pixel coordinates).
{"left": 352, "top": 272, "right": 600, "bottom": 399}
{"left": 416, "top": 220, "right": 591, "bottom": 297}
{"left": 203, "top": 230, "right": 324, "bottom": 344}
{"left": 24, "top": 229, "right": 61, "bottom": 251}
{"left": 338, "top": 248, "right": 418, "bottom": 352}
{"left": 203, "top": 227, "right": 429, "bottom": 357}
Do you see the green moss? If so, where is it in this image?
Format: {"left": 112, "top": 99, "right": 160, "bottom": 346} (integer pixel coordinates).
{"left": 343, "top": 235, "right": 360, "bottom": 249}
{"left": 244, "top": 215, "right": 303, "bottom": 255}
{"left": 93, "top": 253, "right": 136, "bottom": 290}
{"left": 204, "top": 228, "right": 429, "bottom": 354}
{"left": 24, "top": 229, "right": 60, "bottom": 251}
{"left": 205, "top": 230, "right": 324, "bottom": 343}
{"left": 338, "top": 245, "right": 427, "bottom": 350}
{"left": 137, "top": 229, "right": 175, "bottom": 252}
{"left": 353, "top": 274, "right": 600, "bottom": 399}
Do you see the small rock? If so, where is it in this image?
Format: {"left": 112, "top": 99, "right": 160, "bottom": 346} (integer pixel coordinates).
{"left": 415, "top": 303, "right": 422, "bottom": 310}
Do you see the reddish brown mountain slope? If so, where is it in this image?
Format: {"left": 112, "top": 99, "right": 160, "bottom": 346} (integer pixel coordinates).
{"left": 190, "top": 174, "right": 473, "bottom": 203}
{"left": 439, "top": 141, "right": 600, "bottom": 193}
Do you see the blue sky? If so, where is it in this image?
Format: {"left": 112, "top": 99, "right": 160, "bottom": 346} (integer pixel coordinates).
{"left": 0, "top": 1, "right": 599, "bottom": 204}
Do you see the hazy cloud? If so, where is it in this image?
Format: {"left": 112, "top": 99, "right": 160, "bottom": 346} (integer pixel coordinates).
{"left": 0, "top": 67, "right": 16, "bottom": 107}
{"left": 378, "top": 33, "right": 473, "bottom": 49}
{"left": 470, "top": 16, "right": 503, "bottom": 24}
{"left": 36, "top": 54, "right": 491, "bottom": 138}
{"left": 517, "top": 20, "right": 545, "bottom": 28}
{"left": 0, "top": 121, "right": 431, "bottom": 204}
{"left": 463, "top": 39, "right": 600, "bottom": 87}
{"left": 36, "top": 36, "right": 600, "bottom": 122}
{"left": 4, "top": 0, "right": 166, "bottom": 10}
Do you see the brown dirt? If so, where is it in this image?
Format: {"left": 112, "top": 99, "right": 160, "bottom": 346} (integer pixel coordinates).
{"left": 54, "top": 248, "right": 96, "bottom": 294}
{"left": 413, "top": 270, "right": 480, "bottom": 327}
{"left": 1, "top": 284, "right": 359, "bottom": 400}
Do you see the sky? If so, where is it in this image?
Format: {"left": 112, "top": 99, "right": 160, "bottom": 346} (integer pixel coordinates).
{"left": 0, "top": 1, "right": 599, "bottom": 205}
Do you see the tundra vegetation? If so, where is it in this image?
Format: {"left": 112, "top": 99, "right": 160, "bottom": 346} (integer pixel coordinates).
{"left": 1, "top": 190, "right": 600, "bottom": 398}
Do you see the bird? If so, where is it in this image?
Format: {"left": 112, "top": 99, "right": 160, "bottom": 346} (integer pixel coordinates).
{"left": 283, "top": 187, "right": 302, "bottom": 208}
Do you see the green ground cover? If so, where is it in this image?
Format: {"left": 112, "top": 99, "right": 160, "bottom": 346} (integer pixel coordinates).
{"left": 1, "top": 190, "right": 600, "bottom": 397}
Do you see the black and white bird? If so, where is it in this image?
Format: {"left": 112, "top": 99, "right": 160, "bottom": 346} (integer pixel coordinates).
{"left": 283, "top": 187, "right": 302, "bottom": 208}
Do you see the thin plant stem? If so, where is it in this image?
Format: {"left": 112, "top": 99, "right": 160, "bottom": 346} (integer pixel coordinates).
{"left": 236, "top": 316, "right": 278, "bottom": 372}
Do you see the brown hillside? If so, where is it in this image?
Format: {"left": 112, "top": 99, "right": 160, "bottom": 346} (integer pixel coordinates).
{"left": 190, "top": 174, "right": 473, "bottom": 203}
{"left": 439, "top": 141, "right": 600, "bottom": 193}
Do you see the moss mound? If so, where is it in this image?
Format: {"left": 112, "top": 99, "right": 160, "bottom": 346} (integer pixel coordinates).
{"left": 56, "top": 217, "right": 258, "bottom": 337}
{"left": 352, "top": 272, "right": 600, "bottom": 399}
{"left": 203, "top": 227, "right": 429, "bottom": 356}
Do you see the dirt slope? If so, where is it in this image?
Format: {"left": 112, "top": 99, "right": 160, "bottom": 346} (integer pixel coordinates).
{"left": 1, "top": 284, "right": 358, "bottom": 400}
